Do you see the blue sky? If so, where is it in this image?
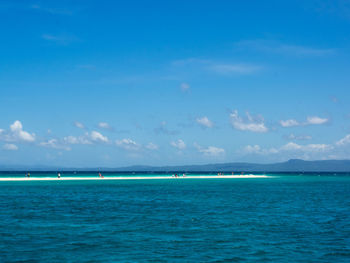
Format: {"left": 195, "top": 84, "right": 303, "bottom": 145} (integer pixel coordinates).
{"left": 1, "top": 0, "right": 350, "bottom": 167}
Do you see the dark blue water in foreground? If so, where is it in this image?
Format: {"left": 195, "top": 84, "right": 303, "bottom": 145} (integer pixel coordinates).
{"left": 0, "top": 174, "right": 349, "bottom": 262}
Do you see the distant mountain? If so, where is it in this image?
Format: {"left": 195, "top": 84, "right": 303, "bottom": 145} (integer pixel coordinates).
{"left": 2, "top": 159, "right": 350, "bottom": 172}
{"left": 113, "top": 159, "right": 350, "bottom": 172}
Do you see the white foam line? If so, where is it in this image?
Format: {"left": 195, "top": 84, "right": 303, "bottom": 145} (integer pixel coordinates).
{"left": 0, "top": 175, "right": 270, "bottom": 181}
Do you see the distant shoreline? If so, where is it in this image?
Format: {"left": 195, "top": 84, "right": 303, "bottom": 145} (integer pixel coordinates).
{"left": 0, "top": 175, "right": 270, "bottom": 181}
{"left": 2, "top": 159, "right": 350, "bottom": 173}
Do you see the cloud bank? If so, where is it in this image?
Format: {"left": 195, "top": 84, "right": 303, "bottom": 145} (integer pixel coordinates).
{"left": 230, "top": 110, "right": 268, "bottom": 133}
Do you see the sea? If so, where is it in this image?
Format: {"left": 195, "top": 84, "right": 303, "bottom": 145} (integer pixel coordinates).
{"left": 0, "top": 172, "right": 349, "bottom": 262}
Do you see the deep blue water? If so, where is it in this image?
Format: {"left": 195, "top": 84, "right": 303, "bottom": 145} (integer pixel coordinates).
{"left": 0, "top": 174, "right": 349, "bottom": 262}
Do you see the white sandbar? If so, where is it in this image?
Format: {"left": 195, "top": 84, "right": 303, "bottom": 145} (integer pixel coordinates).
{"left": 0, "top": 175, "right": 270, "bottom": 181}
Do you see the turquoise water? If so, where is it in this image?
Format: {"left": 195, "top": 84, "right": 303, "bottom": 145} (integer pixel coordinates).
{"left": 0, "top": 174, "right": 349, "bottom": 262}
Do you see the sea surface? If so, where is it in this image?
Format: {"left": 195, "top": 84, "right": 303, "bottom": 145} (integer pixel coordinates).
{"left": 0, "top": 173, "right": 349, "bottom": 262}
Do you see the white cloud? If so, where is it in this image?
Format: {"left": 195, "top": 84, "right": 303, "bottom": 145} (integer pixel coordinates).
{"left": 63, "top": 136, "right": 79, "bottom": 144}
{"left": 98, "top": 122, "right": 112, "bottom": 130}
{"left": 74, "top": 121, "right": 85, "bottom": 129}
{"left": 280, "top": 142, "right": 332, "bottom": 152}
{"left": 242, "top": 145, "right": 278, "bottom": 155}
{"left": 336, "top": 134, "right": 350, "bottom": 146}
{"left": 10, "top": 121, "right": 22, "bottom": 131}
{"left": 200, "top": 146, "right": 225, "bottom": 156}
{"left": 211, "top": 64, "right": 261, "bottom": 75}
{"left": 172, "top": 58, "right": 261, "bottom": 75}
{"left": 280, "top": 142, "right": 302, "bottom": 151}
{"left": 235, "top": 40, "right": 335, "bottom": 56}
{"left": 287, "top": 134, "right": 312, "bottom": 141}
{"left": 230, "top": 110, "right": 268, "bottom": 133}
{"left": 40, "top": 139, "right": 71, "bottom": 151}
{"left": 243, "top": 142, "right": 333, "bottom": 157}
{"left": 145, "top": 142, "right": 159, "bottom": 150}
{"left": 116, "top": 138, "right": 141, "bottom": 151}
{"left": 280, "top": 119, "right": 300, "bottom": 127}
{"left": 305, "top": 144, "right": 332, "bottom": 152}
{"left": 90, "top": 131, "right": 108, "bottom": 143}
{"left": 115, "top": 139, "right": 158, "bottom": 152}
{"left": 180, "top": 83, "right": 190, "bottom": 92}
{"left": 63, "top": 135, "right": 92, "bottom": 145}
{"left": 0, "top": 129, "right": 4, "bottom": 141}
{"left": 170, "top": 139, "right": 186, "bottom": 150}
{"left": 306, "top": 116, "right": 329, "bottom": 125}
{"left": 280, "top": 116, "right": 329, "bottom": 127}
{"left": 196, "top": 116, "right": 213, "bottom": 128}
{"left": 243, "top": 145, "right": 261, "bottom": 154}
{"left": 4, "top": 120, "right": 36, "bottom": 142}
{"left": 194, "top": 143, "right": 225, "bottom": 156}
{"left": 3, "top": 143, "right": 18, "bottom": 151}
{"left": 242, "top": 133, "right": 350, "bottom": 160}
{"left": 63, "top": 131, "right": 108, "bottom": 145}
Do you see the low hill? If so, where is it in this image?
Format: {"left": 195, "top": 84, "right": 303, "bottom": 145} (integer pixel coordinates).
{"left": 2, "top": 159, "right": 350, "bottom": 172}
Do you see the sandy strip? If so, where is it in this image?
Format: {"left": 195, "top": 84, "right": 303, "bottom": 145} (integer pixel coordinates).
{"left": 0, "top": 175, "right": 270, "bottom": 181}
